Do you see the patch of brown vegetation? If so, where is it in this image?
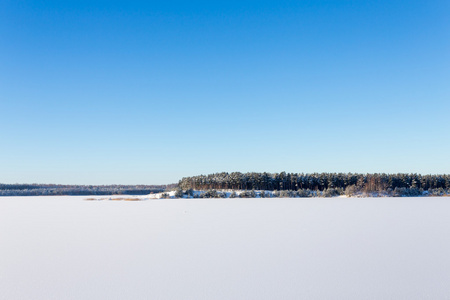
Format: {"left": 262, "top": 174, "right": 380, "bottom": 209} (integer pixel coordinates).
{"left": 84, "top": 197, "right": 142, "bottom": 201}
{"left": 124, "top": 198, "right": 141, "bottom": 201}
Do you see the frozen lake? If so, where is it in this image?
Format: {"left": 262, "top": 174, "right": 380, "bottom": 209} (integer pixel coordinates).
{"left": 1, "top": 196, "right": 450, "bottom": 299}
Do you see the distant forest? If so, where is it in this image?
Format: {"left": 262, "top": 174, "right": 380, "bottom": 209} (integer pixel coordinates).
{"left": 3, "top": 172, "right": 450, "bottom": 197}
{"left": 0, "top": 184, "right": 174, "bottom": 196}
{"left": 178, "top": 172, "right": 450, "bottom": 197}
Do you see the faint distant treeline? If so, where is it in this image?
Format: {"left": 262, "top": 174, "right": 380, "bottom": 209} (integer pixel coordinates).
{"left": 0, "top": 184, "right": 175, "bottom": 196}
{"left": 178, "top": 172, "right": 450, "bottom": 193}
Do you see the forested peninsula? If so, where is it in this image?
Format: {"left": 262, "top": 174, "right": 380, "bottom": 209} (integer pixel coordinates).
{"left": 177, "top": 172, "right": 450, "bottom": 198}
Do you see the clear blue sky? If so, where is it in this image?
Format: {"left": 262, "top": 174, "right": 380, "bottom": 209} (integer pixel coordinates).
{"left": 1, "top": 0, "right": 449, "bottom": 184}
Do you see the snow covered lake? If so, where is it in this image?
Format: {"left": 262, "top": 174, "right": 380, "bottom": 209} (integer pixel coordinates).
{"left": 1, "top": 196, "right": 450, "bottom": 299}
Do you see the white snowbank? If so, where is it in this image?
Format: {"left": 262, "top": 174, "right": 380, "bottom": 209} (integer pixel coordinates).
{"left": 1, "top": 196, "right": 450, "bottom": 299}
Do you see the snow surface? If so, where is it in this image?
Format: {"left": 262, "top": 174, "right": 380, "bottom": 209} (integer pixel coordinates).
{"left": 1, "top": 196, "right": 450, "bottom": 300}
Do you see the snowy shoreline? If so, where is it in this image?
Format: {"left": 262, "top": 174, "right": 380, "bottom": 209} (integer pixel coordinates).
{"left": 80, "top": 188, "right": 450, "bottom": 201}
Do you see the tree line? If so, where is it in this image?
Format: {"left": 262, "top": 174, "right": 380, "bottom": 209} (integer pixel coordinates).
{"left": 0, "top": 184, "right": 174, "bottom": 196}
{"left": 178, "top": 172, "right": 450, "bottom": 193}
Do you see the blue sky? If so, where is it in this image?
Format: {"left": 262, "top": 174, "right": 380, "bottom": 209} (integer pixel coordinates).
{"left": 1, "top": 0, "right": 449, "bottom": 184}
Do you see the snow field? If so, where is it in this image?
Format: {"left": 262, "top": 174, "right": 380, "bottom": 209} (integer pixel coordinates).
{"left": 1, "top": 196, "right": 450, "bottom": 299}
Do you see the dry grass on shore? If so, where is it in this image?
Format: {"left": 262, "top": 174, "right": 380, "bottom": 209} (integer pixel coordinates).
{"left": 84, "top": 197, "right": 142, "bottom": 201}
